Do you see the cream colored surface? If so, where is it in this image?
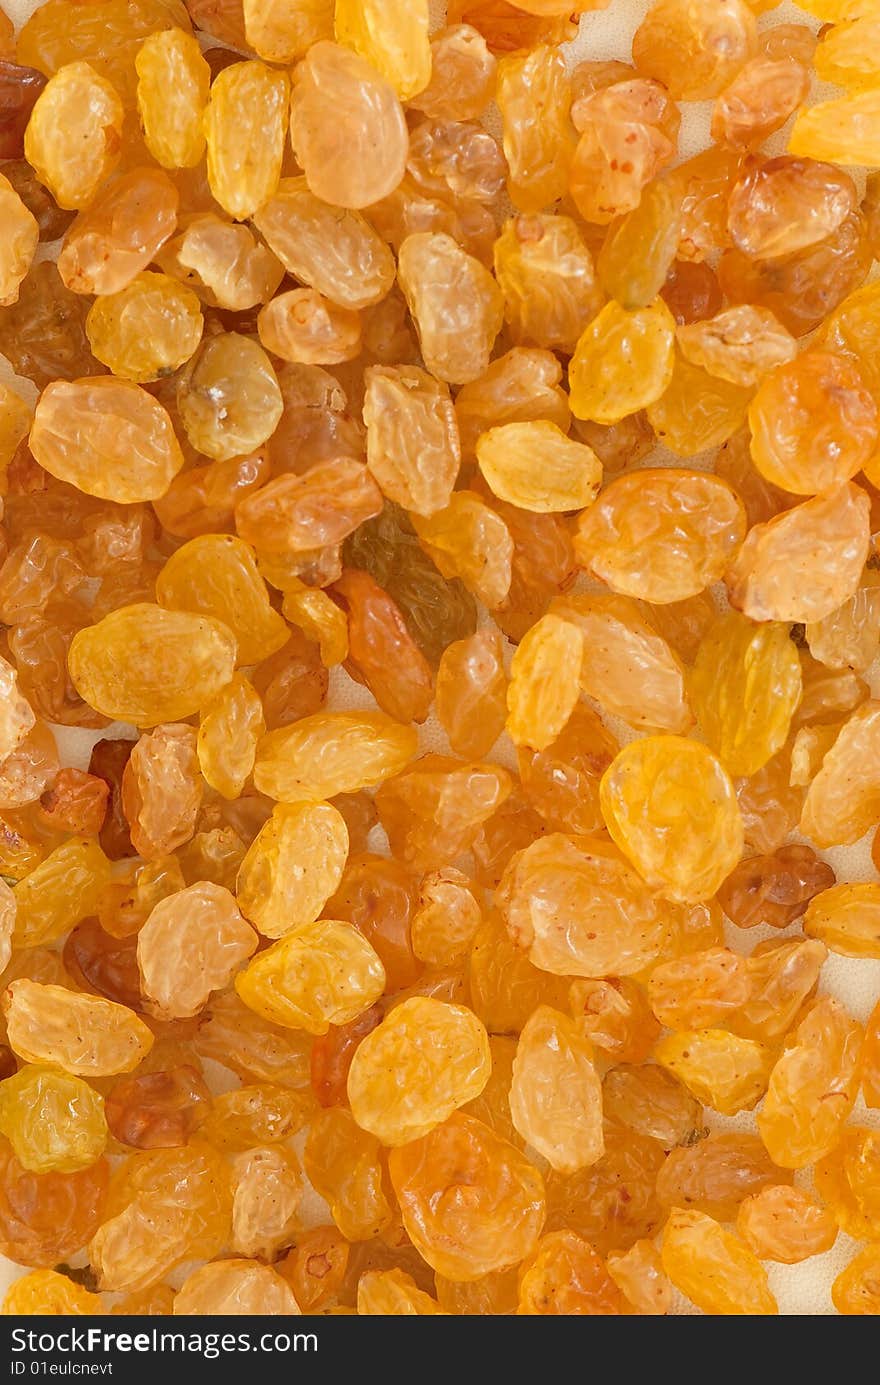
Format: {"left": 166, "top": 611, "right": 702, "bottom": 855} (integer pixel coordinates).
{"left": 0, "top": 0, "right": 878, "bottom": 1315}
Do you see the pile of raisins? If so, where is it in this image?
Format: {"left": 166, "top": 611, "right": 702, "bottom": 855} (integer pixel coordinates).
{"left": 0, "top": 0, "right": 877, "bottom": 1317}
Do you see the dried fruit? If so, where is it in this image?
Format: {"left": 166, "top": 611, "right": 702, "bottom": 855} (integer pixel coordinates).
{"left": 575, "top": 469, "right": 745, "bottom": 604}
{"left": 254, "top": 710, "right": 417, "bottom": 802}
{"left": 241, "top": 0, "right": 332, "bottom": 61}
{"left": 326, "top": 851, "right": 420, "bottom": 992}
{"left": 199, "top": 1082, "right": 311, "bottom": 1152}
{"left": 790, "top": 90, "right": 880, "bottom": 167}
{"left": 498, "top": 833, "right": 668, "bottom": 979}
{"left": 2, "top": 1269, "right": 102, "bottom": 1316}
{"left": 477, "top": 421, "right": 600, "bottom": 515}
{"left": 607, "top": 1240, "right": 671, "bottom": 1315}
{"left": 801, "top": 702, "right": 880, "bottom": 847}
{"left": 677, "top": 305, "right": 796, "bottom": 387}
{"left": 253, "top": 178, "right": 395, "bottom": 310}
{"left": 456, "top": 346, "right": 570, "bottom": 458}
{"left": 258, "top": 288, "right": 362, "bottom": 368}
{"left": 281, "top": 580, "right": 349, "bottom": 667}
{"left": 357, "top": 1268, "right": 445, "bottom": 1316}
{"left": 862, "top": 998, "right": 880, "bottom": 1109}
{"left": 236, "top": 801, "right": 348, "bottom": 940}
{"left": 505, "top": 615, "right": 582, "bottom": 752}
{"left": 136, "top": 27, "right": 210, "bottom": 169}
{"left": 736, "top": 1185, "right": 837, "bottom": 1264}
{"left": 411, "top": 868, "right": 482, "bottom": 968}
{"left": 361, "top": 365, "right": 459, "bottom": 517}
{"left": 661, "top": 1209, "right": 777, "bottom": 1315}
{"left": 177, "top": 333, "right": 283, "bottom": 463}
{"left": 569, "top": 299, "right": 676, "bottom": 425}
{"left": 348, "top": 997, "right": 490, "bottom": 1146}
{"left": 290, "top": 41, "right": 407, "bottom": 208}
{"left": 657, "top": 1130, "right": 789, "bottom": 1220}
{"left": 632, "top": 0, "right": 757, "bottom": 101}
{"left": 647, "top": 353, "right": 752, "bottom": 457}
{"left": 720, "top": 210, "right": 873, "bottom": 338}
{"left": 410, "top": 24, "right": 495, "bottom": 121}
{"left": 13, "top": 837, "right": 110, "bottom": 949}
{"left": 0, "top": 1065, "right": 107, "bottom": 1174}
{"left": 57, "top": 167, "right": 179, "bottom": 298}
{"left": 121, "top": 725, "right": 201, "bottom": 861}
{"left": 570, "top": 979, "right": 659, "bottom": 1066}
{"left": 236, "top": 459, "right": 382, "bottom": 557}
{"left": 654, "top": 1030, "right": 773, "bottom": 1116}
{"left": 717, "top": 845, "right": 835, "bottom": 930}
{"left": 89, "top": 1142, "right": 231, "bottom": 1292}
{"left": 30, "top": 378, "right": 184, "bottom": 503}
{"left": 303, "top": 1106, "right": 391, "bottom": 1241}
{"left": 597, "top": 177, "right": 682, "bottom": 312}
{"left": 0, "top": 173, "right": 38, "bottom": 309}
{"left": 543, "top": 1123, "right": 664, "bottom": 1256}
{"left": 552, "top": 593, "right": 693, "bottom": 734}
{"left": 398, "top": 232, "right": 503, "bottom": 386}
{"left": 726, "top": 484, "right": 871, "bottom": 625}
{"left": 4, "top": 979, "right": 153, "bottom": 1076}
{"left": 236, "top": 917, "right": 385, "bottom": 1035}
{"left": 803, "top": 882, "right": 880, "bottom": 959}
{"left": 335, "top": 0, "right": 430, "bottom": 101}
{"left": 204, "top": 60, "right": 288, "bottom": 220}
{"left": 690, "top": 611, "right": 802, "bottom": 776}
{"left": 517, "top": 1231, "right": 627, "bottom": 1316}
{"left": 600, "top": 737, "right": 743, "bottom": 903}
{"left": 665, "top": 938, "right": 826, "bottom": 1047}
{"left": 410, "top": 492, "right": 512, "bottom": 608}
{"left": 157, "top": 214, "right": 283, "bottom": 313}
{"left": 446, "top": 0, "right": 576, "bottom": 50}
{"left": 602, "top": 1063, "right": 704, "bottom": 1149}
{"left": 194, "top": 990, "right": 312, "bottom": 1091}
{"left": 85, "top": 272, "right": 203, "bottom": 383}
{"left": 68, "top": 604, "right": 237, "bottom": 726}
{"left": 18, "top": 0, "right": 191, "bottom": 99}
{"left": 310, "top": 1007, "right": 382, "bottom": 1109}
{"left": 493, "top": 214, "right": 601, "bottom": 354}
{"left": 758, "top": 997, "right": 862, "bottom": 1168}
{"left": 24, "top": 62, "right": 123, "bottom": 209}
{"left": 729, "top": 158, "right": 856, "bottom": 260}
{"left": 332, "top": 569, "right": 433, "bottom": 724}
{"left": 833, "top": 1246, "right": 880, "bottom": 1315}
{"left": 0, "top": 1138, "right": 108, "bottom": 1268}
{"left": 105, "top": 1066, "right": 211, "bottom": 1150}
{"left": 156, "top": 533, "right": 287, "bottom": 667}
{"left": 388, "top": 1112, "right": 546, "bottom": 1281}
{"left": 0, "top": 62, "right": 47, "bottom": 163}
{"left": 230, "top": 1145, "right": 303, "bottom": 1260}
{"left": 375, "top": 754, "right": 512, "bottom": 873}
{"left": 197, "top": 675, "right": 265, "bottom": 801}
{"left": 711, "top": 56, "right": 810, "bottom": 149}
{"left": 467, "top": 909, "right": 569, "bottom": 1033}
{"left": 570, "top": 78, "right": 679, "bottom": 227}
{"left": 661, "top": 259, "right": 722, "bottom": 326}
{"left": 0, "top": 0, "right": 872, "bottom": 1319}
{"left": 137, "top": 882, "right": 256, "bottom": 1018}
{"left": 174, "top": 1258, "right": 300, "bottom": 1315}
{"left": 813, "top": 16, "right": 880, "bottom": 91}
{"left": 496, "top": 45, "right": 572, "bottom": 213}
{"left": 435, "top": 629, "right": 507, "bottom": 759}
{"left": 748, "top": 351, "right": 877, "bottom": 496}
{"left": 277, "top": 1226, "right": 349, "bottom": 1310}
{"left": 509, "top": 1007, "right": 603, "bottom": 1173}
{"left": 814, "top": 1126, "right": 880, "bottom": 1242}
